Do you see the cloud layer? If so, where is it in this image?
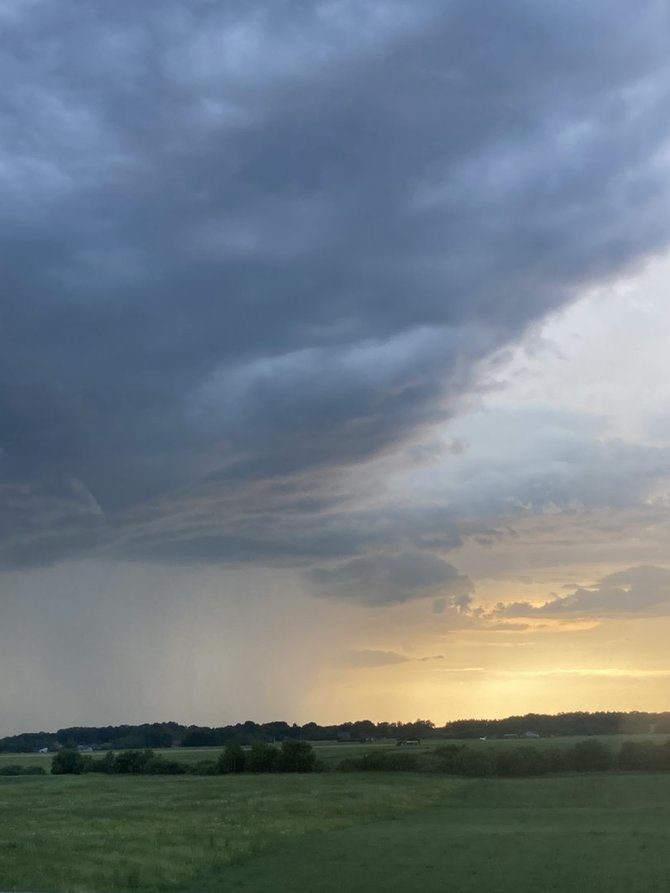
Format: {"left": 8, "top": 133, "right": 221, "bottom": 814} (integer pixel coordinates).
{"left": 2, "top": 1, "right": 670, "bottom": 605}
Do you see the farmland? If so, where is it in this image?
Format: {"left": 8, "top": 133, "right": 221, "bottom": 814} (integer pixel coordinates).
{"left": 2, "top": 769, "right": 670, "bottom": 892}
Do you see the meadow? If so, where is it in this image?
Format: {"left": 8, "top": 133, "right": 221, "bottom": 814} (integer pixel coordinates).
{"left": 2, "top": 769, "right": 670, "bottom": 892}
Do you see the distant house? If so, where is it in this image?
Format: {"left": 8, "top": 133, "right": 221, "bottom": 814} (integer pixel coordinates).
{"left": 77, "top": 745, "right": 93, "bottom": 753}
{"left": 38, "top": 747, "right": 49, "bottom": 754}
{"left": 396, "top": 739, "right": 421, "bottom": 746}
{"left": 524, "top": 731, "right": 540, "bottom": 739}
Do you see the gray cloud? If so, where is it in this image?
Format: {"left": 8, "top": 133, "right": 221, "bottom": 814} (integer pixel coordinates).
{"left": 309, "top": 551, "right": 473, "bottom": 606}
{"left": 493, "top": 566, "right": 670, "bottom": 619}
{"left": 1, "top": 1, "right": 670, "bottom": 570}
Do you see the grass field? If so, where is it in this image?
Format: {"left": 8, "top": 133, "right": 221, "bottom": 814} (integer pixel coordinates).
{"left": 2, "top": 771, "right": 670, "bottom": 892}
{"left": 0, "top": 773, "right": 458, "bottom": 891}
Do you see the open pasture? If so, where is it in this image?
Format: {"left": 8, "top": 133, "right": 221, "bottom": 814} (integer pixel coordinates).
{"left": 2, "top": 771, "right": 670, "bottom": 892}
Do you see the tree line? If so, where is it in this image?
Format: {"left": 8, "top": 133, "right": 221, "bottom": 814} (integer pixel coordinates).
{"left": 3, "top": 711, "right": 670, "bottom": 753}
{"left": 50, "top": 740, "right": 319, "bottom": 775}
{"left": 0, "top": 719, "right": 436, "bottom": 752}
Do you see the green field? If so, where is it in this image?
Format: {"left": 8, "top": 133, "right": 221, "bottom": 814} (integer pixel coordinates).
{"left": 2, "top": 771, "right": 670, "bottom": 892}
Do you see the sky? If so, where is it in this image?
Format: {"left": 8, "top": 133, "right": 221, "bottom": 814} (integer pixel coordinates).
{"left": 2, "top": 0, "right": 670, "bottom": 735}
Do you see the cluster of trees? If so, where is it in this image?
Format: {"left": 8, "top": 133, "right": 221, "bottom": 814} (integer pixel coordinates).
{"left": 51, "top": 740, "right": 319, "bottom": 776}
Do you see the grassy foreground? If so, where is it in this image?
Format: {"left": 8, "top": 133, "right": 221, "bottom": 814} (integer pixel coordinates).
{"left": 2, "top": 772, "right": 670, "bottom": 892}
{"left": 0, "top": 773, "right": 459, "bottom": 892}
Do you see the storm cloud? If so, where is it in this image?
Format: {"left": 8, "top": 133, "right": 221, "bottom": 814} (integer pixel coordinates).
{"left": 2, "top": 0, "right": 670, "bottom": 587}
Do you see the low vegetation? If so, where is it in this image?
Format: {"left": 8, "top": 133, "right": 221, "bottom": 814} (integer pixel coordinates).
{"left": 0, "top": 773, "right": 459, "bottom": 892}
{"left": 340, "top": 737, "right": 670, "bottom": 777}
{"left": 3, "top": 771, "right": 670, "bottom": 892}
{"left": 51, "top": 740, "right": 320, "bottom": 776}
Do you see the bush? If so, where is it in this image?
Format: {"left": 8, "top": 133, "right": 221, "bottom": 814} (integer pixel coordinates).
{"left": 246, "top": 742, "right": 279, "bottom": 773}
{"left": 336, "top": 751, "right": 420, "bottom": 772}
{"left": 277, "top": 740, "right": 317, "bottom": 773}
{"left": 572, "top": 739, "right": 613, "bottom": 772}
{"left": 142, "top": 756, "right": 187, "bottom": 775}
{"left": 452, "top": 747, "right": 496, "bottom": 777}
{"left": 188, "top": 760, "right": 219, "bottom": 775}
{"left": 494, "top": 747, "right": 564, "bottom": 777}
{"left": 83, "top": 750, "right": 116, "bottom": 773}
{"left": 335, "top": 757, "right": 364, "bottom": 772}
{"left": 617, "top": 741, "right": 669, "bottom": 772}
{"left": 433, "top": 744, "right": 466, "bottom": 773}
{"left": 112, "top": 749, "right": 155, "bottom": 774}
{"left": 217, "top": 742, "right": 246, "bottom": 774}
{"left": 51, "top": 750, "right": 89, "bottom": 775}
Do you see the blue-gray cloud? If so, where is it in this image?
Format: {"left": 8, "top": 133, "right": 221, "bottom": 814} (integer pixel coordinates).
{"left": 310, "top": 551, "right": 473, "bottom": 606}
{"left": 492, "top": 566, "right": 670, "bottom": 618}
{"left": 1, "top": 1, "right": 670, "bottom": 577}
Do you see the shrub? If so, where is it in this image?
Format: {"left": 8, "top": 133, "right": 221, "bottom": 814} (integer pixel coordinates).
{"left": 452, "top": 747, "right": 496, "bottom": 777}
{"left": 617, "top": 741, "right": 668, "bottom": 772}
{"left": 142, "top": 756, "right": 187, "bottom": 775}
{"left": 433, "top": 744, "right": 467, "bottom": 774}
{"left": 51, "top": 750, "right": 89, "bottom": 775}
{"left": 217, "top": 742, "right": 246, "bottom": 774}
{"left": 335, "top": 757, "right": 364, "bottom": 772}
{"left": 188, "top": 760, "right": 219, "bottom": 775}
{"left": 246, "top": 742, "right": 279, "bottom": 773}
{"left": 494, "top": 747, "right": 560, "bottom": 777}
{"left": 572, "top": 739, "right": 613, "bottom": 772}
{"left": 277, "top": 740, "right": 317, "bottom": 773}
{"left": 112, "top": 749, "right": 155, "bottom": 774}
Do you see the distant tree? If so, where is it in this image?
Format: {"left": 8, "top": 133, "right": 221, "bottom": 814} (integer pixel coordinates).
{"left": 246, "top": 742, "right": 279, "bottom": 773}
{"left": 51, "top": 749, "right": 88, "bottom": 775}
{"left": 277, "top": 740, "right": 317, "bottom": 773}
{"left": 218, "top": 743, "right": 246, "bottom": 774}
{"left": 113, "top": 749, "right": 155, "bottom": 774}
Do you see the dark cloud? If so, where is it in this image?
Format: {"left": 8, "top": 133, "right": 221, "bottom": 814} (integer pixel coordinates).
{"left": 492, "top": 566, "right": 670, "bottom": 619}
{"left": 1, "top": 1, "right": 670, "bottom": 569}
{"left": 309, "top": 551, "right": 472, "bottom": 606}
